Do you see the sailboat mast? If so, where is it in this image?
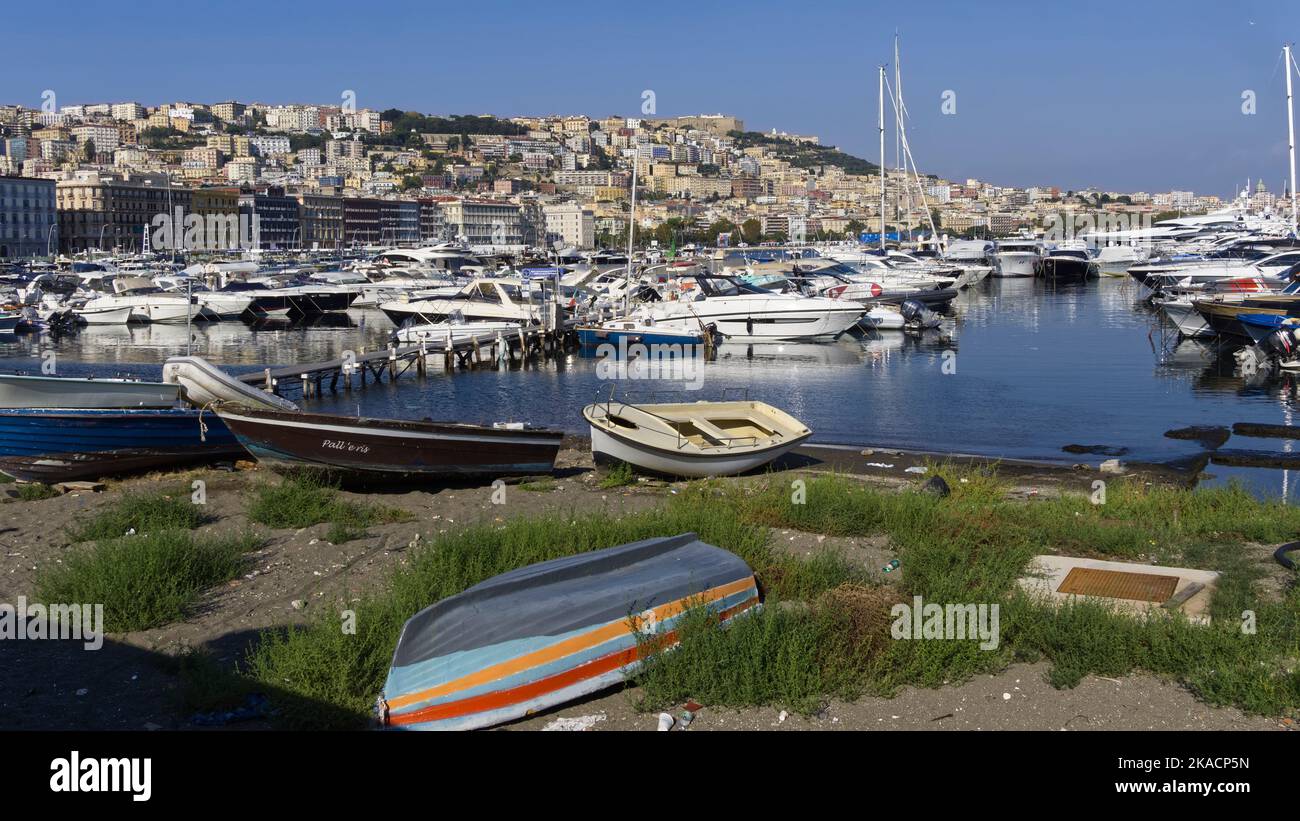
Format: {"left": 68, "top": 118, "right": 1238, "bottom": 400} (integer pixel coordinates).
{"left": 1286, "top": 43, "right": 1298, "bottom": 234}
{"left": 878, "top": 65, "right": 886, "bottom": 250}
{"left": 623, "top": 161, "right": 638, "bottom": 316}
{"left": 895, "top": 35, "right": 908, "bottom": 244}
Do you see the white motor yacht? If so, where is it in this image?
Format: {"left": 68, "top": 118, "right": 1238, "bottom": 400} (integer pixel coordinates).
{"left": 634, "top": 274, "right": 865, "bottom": 342}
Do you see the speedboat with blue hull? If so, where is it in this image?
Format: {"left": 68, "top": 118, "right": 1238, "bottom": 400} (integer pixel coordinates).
{"left": 214, "top": 407, "right": 563, "bottom": 485}
{"left": 576, "top": 319, "right": 714, "bottom": 348}
{"left": 377, "top": 532, "right": 761, "bottom": 730}
{"left": 0, "top": 408, "right": 243, "bottom": 482}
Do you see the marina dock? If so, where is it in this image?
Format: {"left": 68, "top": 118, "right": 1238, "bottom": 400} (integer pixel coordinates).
{"left": 236, "top": 325, "right": 577, "bottom": 398}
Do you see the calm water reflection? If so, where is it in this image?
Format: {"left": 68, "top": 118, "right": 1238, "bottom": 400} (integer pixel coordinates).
{"left": 5, "top": 277, "right": 1300, "bottom": 499}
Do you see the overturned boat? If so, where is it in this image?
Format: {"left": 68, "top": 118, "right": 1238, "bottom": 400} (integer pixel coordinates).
{"left": 582, "top": 397, "right": 811, "bottom": 477}
{"left": 378, "top": 532, "right": 761, "bottom": 730}
{"left": 214, "top": 407, "right": 563, "bottom": 484}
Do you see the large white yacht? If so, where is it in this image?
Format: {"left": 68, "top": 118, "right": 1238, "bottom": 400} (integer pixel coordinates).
{"left": 632, "top": 274, "right": 865, "bottom": 342}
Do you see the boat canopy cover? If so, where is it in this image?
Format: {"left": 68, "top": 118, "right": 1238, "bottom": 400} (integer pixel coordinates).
{"left": 388, "top": 533, "right": 755, "bottom": 671}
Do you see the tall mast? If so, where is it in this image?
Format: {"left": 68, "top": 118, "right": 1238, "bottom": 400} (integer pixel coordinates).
{"left": 895, "top": 34, "right": 908, "bottom": 243}
{"left": 623, "top": 161, "right": 637, "bottom": 316}
{"left": 878, "top": 65, "right": 886, "bottom": 250}
{"left": 1286, "top": 43, "right": 1298, "bottom": 234}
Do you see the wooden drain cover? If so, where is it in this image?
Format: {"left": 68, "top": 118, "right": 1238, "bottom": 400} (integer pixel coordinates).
{"left": 1057, "top": 567, "right": 1179, "bottom": 603}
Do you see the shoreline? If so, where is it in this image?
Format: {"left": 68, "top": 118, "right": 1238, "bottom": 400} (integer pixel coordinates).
{"left": 2, "top": 440, "right": 1293, "bottom": 732}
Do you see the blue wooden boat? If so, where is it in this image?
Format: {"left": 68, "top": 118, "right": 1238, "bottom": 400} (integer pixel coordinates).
{"left": 377, "top": 533, "right": 760, "bottom": 731}
{"left": 0, "top": 408, "right": 244, "bottom": 482}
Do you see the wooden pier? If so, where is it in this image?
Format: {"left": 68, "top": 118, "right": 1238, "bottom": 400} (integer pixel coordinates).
{"left": 237, "top": 325, "right": 576, "bottom": 399}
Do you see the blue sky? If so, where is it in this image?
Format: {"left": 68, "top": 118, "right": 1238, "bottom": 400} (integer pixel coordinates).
{"left": 3, "top": 0, "right": 1296, "bottom": 196}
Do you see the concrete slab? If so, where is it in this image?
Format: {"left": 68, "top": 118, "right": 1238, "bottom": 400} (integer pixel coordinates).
{"left": 1019, "top": 555, "right": 1220, "bottom": 624}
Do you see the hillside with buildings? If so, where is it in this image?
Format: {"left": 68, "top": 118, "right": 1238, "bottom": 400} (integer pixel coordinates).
{"left": 0, "top": 99, "right": 1250, "bottom": 258}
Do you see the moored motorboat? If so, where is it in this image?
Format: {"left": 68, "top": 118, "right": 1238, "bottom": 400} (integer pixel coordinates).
{"left": 1193, "top": 298, "right": 1289, "bottom": 340}
{"left": 582, "top": 397, "right": 811, "bottom": 477}
{"left": 72, "top": 304, "right": 135, "bottom": 325}
{"left": 991, "top": 239, "right": 1044, "bottom": 278}
{"left": 635, "top": 274, "right": 864, "bottom": 342}
{"left": 392, "top": 318, "right": 525, "bottom": 346}
{"left": 377, "top": 532, "right": 761, "bottom": 730}
{"left": 576, "top": 318, "right": 715, "bottom": 347}
{"left": 214, "top": 407, "right": 564, "bottom": 484}
{"left": 1156, "top": 299, "right": 1214, "bottom": 339}
{"left": 1035, "top": 246, "right": 1099, "bottom": 281}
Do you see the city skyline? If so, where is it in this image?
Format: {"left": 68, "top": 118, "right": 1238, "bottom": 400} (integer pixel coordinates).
{"left": 3, "top": 0, "right": 1296, "bottom": 197}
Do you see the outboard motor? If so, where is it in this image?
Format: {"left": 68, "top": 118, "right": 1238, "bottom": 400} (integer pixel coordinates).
{"left": 1262, "top": 327, "right": 1300, "bottom": 359}
{"left": 1236, "top": 325, "right": 1300, "bottom": 375}
{"left": 899, "top": 299, "right": 941, "bottom": 330}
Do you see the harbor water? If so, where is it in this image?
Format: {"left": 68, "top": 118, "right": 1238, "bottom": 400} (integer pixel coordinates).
{"left": 5, "top": 277, "right": 1299, "bottom": 499}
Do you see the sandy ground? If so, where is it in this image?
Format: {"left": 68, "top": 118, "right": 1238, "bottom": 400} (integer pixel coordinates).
{"left": 0, "top": 445, "right": 1291, "bottom": 732}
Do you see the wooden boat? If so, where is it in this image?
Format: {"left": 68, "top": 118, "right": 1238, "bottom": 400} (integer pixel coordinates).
{"left": 214, "top": 407, "right": 563, "bottom": 484}
{"left": 0, "top": 408, "right": 243, "bottom": 482}
{"left": 378, "top": 532, "right": 760, "bottom": 730}
{"left": 1193, "top": 299, "right": 1288, "bottom": 339}
{"left": 162, "top": 356, "right": 300, "bottom": 411}
{"left": 582, "top": 398, "right": 811, "bottom": 478}
{"left": 0, "top": 373, "right": 179, "bottom": 409}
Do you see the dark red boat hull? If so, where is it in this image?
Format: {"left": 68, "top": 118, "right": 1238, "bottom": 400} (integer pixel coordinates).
{"left": 216, "top": 408, "right": 562, "bottom": 485}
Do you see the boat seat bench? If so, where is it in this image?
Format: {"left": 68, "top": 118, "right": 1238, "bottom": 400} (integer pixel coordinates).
{"left": 686, "top": 417, "right": 779, "bottom": 448}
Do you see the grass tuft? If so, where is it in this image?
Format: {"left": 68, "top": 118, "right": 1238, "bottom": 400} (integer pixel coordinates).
{"left": 68, "top": 489, "right": 208, "bottom": 542}
{"left": 597, "top": 461, "right": 636, "bottom": 489}
{"left": 13, "top": 483, "right": 61, "bottom": 501}
{"left": 247, "top": 476, "right": 410, "bottom": 543}
{"left": 36, "top": 529, "right": 263, "bottom": 632}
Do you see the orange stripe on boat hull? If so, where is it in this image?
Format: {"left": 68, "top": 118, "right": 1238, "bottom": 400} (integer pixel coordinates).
{"left": 387, "top": 595, "right": 759, "bottom": 727}
{"left": 386, "top": 576, "right": 756, "bottom": 711}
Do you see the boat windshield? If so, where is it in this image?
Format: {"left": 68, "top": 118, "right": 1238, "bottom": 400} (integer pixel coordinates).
{"left": 689, "top": 276, "right": 770, "bottom": 297}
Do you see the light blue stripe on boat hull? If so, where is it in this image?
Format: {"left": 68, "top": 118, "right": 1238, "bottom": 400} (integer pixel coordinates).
{"left": 385, "top": 587, "right": 758, "bottom": 718}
